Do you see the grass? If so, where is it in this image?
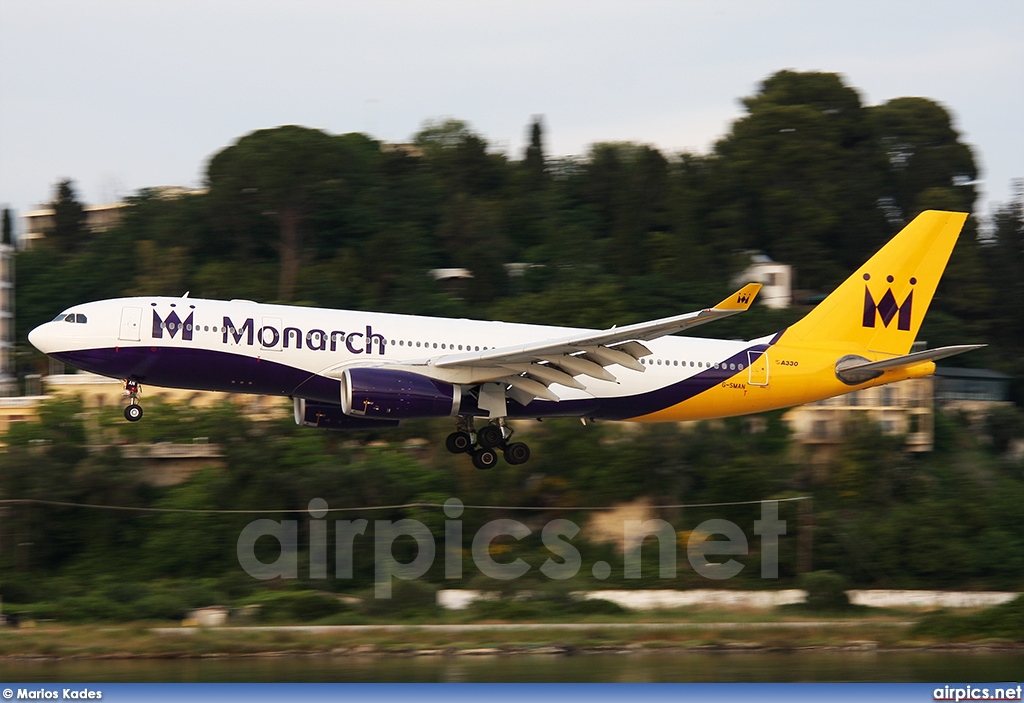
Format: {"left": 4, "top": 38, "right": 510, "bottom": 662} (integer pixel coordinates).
{"left": 911, "top": 595, "right": 1024, "bottom": 643}
{"left": 0, "top": 616, "right": 944, "bottom": 660}
{"left": 2, "top": 591, "right": 1017, "bottom": 659}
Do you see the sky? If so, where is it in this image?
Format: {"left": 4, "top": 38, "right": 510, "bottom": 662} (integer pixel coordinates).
{"left": 1, "top": 0, "right": 1022, "bottom": 236}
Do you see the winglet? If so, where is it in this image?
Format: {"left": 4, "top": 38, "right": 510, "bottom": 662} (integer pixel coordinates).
{"left": 714, "top": 283, "right": 761, "bottom": 311}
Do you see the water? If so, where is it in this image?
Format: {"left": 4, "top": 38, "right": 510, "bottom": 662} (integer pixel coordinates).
{"left": 5, "top": 651, "right": 1022, "bottom": 683}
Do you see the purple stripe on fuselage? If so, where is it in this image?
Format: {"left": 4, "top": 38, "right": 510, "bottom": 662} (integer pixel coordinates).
{"left": 52, "top": 346, "right": 342, "bottom": 404}
{"left": 54, "top": 341, "right": 772, "bottom": 421}
{"left": 508, "top": 344, "right": 771, "bottom": 420}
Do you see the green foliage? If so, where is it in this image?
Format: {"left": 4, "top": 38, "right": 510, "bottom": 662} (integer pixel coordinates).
{"left": 248, "top": 590, "right": 349, "bottom": 622}
{"left": 1, "top": 208, "right": 12, "bottom": 246}
{"left": 359, "top": 579, "right": 439, "bottom": 618}
{"left": 799, "top": 570, "right": 850, "bottom": 610}
{"left": 468, "top": 591, "right": 626, "bottom": 620}
{"left": 5, "top": 70, "right": 1024, "bottom": 615}
{"left": 912, "top": 595, "right": 1024, "bottom": 642}
{"left": 47, "top": 179, "right": 89, "bottom": 254}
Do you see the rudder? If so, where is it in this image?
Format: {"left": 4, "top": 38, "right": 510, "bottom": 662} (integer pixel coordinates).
{"left": 781, "top": 210, "right": 968, "bottom": 355}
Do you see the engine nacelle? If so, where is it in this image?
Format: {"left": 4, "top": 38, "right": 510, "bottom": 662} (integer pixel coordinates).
{"left": 293, "top": 398, "right": 400, "bottom": 429}
{"left": 340, "top": 368, "right": 461, "bottom": 419}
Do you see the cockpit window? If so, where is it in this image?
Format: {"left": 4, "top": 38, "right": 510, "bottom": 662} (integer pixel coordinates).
{"left": 55, "top": 312, "right": 88, "bottom": 323}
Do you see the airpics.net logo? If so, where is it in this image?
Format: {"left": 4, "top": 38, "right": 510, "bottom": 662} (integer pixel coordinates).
{"left": 235, "top": 498, "right": 788, "bottom": 598}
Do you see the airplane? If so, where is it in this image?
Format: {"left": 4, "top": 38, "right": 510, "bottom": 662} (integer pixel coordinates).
{"left": 28, "top": 210, "right": 982, "bottom": 469}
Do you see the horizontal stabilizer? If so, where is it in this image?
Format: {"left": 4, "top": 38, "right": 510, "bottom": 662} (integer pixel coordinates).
{"left": 835, "top": 344, "right": 985, "bottom": 385}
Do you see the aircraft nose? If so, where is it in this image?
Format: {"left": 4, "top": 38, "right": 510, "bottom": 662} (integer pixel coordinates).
{"left": 28, "top": 322, "right": 57, "bottom": 353}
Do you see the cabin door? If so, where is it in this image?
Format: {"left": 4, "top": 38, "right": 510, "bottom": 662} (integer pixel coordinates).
{"left": 747, "top": 350, "right": 769, "bottom": 387}
{"left": 119, "top": 306, "right": 142, "bottom": 341}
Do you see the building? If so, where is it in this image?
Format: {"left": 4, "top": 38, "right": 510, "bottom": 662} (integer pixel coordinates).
{"left": 0, "top": 373, "right": 290, "bottom": 485}
{"left": 784, "top": 376, "right": 935, "bottom": 454}
{"left": 933, "top": 367, "right": 1012, "bottom": 411}
{"left": 732, "top": 253, "right": 792, "bottom": 309}
{"left": 20, "top": 187, "right": 204, "bottom": 250}
{"left": 21, "top": 201, "right": 128, "bottom": 250}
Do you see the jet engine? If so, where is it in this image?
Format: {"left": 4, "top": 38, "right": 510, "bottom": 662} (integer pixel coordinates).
{"left": 293, "top": 398, "right": 401, "bottom": 429}
{"left": 340, "top": 368, "right": 461, "bottom": 419}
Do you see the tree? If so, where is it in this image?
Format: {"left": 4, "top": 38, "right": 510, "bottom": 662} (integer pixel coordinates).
{"left": 206, "top": 126, "right": 380, "bottom": 301}
{"left": 710, "top": 71, "right": 887, "bottom": 288}
{"left": 524, "top": 115, "right": 548, "bottom": 188}
{"left": 48, "top": 179, "right": 88, "bottom": 253}
{"left": 2, "top": 208, "right": 12, "bottom": 245}
{"left": 869, "top": 97, "right": 978, "bottom": 219}
{"left": 579, "top": 142, "right": 670, "bottom": 277}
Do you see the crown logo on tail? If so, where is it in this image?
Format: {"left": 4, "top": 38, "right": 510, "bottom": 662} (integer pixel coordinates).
{"left": 862, "top": 274, "right": 914, "bottom": 331}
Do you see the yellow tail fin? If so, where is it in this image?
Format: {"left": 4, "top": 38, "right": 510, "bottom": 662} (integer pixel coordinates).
{"left": 782, "top": 210, "right": 968, "bottom": 355}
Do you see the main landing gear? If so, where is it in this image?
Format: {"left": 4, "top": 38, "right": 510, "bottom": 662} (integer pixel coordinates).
{"left": 446, "top": 415, "right": 531, "bottom": 470}
{"left": 122, "top": 379, "right": 144, "bottom": 422}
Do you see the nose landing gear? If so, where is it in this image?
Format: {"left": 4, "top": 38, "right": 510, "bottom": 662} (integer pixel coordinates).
{"left": 122, "top": 379, "right": 143, "bottom": 422}
{"left": 446, "top": 416, "right": 531, "bottom": 469}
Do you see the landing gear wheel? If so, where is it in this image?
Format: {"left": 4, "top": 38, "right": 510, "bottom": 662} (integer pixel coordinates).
{"left": 445, "top": 431, "right": 473, "bottom": 454}
{"left": 503, "top": 442, "right": 531, "bottom": 465}
{"left": 124, "top": 404, "right": 144, "bottom": 422}
{"left": 472, "top": 447, "right": 498, "bottom": 470}
{"left": 477, "top": 425, "right": 504, "bottom": 449}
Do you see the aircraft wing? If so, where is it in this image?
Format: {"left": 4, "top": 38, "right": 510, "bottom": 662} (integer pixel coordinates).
{"left": 322, "top": 284, "right": 760, "bottom": 405}
{"left": 421, "top": 283, "right": 762, "bottom": 404}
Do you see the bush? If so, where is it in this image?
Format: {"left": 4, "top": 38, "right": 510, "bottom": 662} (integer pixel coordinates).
{"left": 0, "top": 575, "right": 45, "bottom": 605}
{"left": 252, "top": 590, "right": 348, "bottom": 622}
{"left": 360, "top": 580, "right": 438, "bottom": 618}
{"left": 570, "top": 597, "right": 626, "bottom": 615}
{"left": 466, "top": 589, "right": 626, "bottom": 620}
{"left": 912, "top": 595, "right": 1024, "bottom": 641}
{"left": 53, "top": 594, "right": 131, "bottom": 622}
{"left": 800, "top": 570, "right": 851, "bottom": 610}
{"left": 130, "top": 592, "right": 190, "bottom": 621}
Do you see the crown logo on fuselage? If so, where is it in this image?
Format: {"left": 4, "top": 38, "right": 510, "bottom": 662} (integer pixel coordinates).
{"left": 152, "top": 309, "right": 194, "bottom": 341}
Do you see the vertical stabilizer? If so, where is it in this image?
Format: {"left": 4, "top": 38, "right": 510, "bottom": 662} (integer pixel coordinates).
{"left": 782, "top": 210, "right": 967, "bottom": 355}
